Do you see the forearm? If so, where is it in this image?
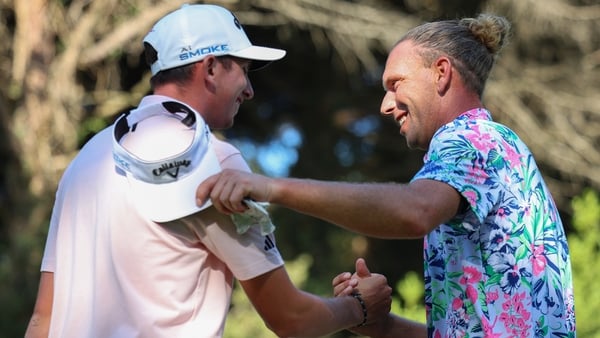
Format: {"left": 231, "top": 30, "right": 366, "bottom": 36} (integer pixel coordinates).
{"left": 242, "top": 268, "right": 366, "bottom": 338}
{"left": 303, "top": 294, "right": 365, "bottom": 336}
{"left": 24, "top": 314, "right": 50, "bottom": 338}
{"left": 352, "top": 313, "right": 428, "bottom": 338}
{"left": 270, "top": 178, "right": 428, "bottom": 238}
{"left": 267, "top": 292, "right": 364, "bottom": 337}
{"left": 199, "top": 170, "right": 458, "bottom": 235}
{"left": 25, "top": 272, "right": 53, "bottom": 338}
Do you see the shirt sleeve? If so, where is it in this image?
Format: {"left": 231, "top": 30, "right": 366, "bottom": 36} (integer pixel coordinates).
{"left": 40, "top": 199, "right": 59, "bottom": 273}
{"left": 167, "top": 135, "right": 284, "bottom": 281}
{"left": 40, "top": 164, "right": 75, "bottom": 273}
{"left": 411, "top": 123, "right": 503, "bottom": 224}
{"left": 192, "top": 208, "right": 283, "bottom": 281}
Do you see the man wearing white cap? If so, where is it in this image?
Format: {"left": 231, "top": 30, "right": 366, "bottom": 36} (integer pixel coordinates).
{"left": 26, "top": 4, "right": 392, "bottom": 338}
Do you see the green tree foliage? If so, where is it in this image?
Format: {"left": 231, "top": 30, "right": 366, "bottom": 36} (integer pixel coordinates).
{"left": 392, "top": 271, "right": 426, "bottom": 324}
{"left": 569, "top": 189, "right": 600, "bottom": 337}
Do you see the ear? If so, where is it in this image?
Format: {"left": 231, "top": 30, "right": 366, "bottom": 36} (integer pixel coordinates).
{"left": 200, "top": 55, "right": 220, "bottom": 77}
{"left": 200, "top": 55, "right": 218, "bottom": 92}
{"left": 433, "top": 56, "right": 452, "bottom": 95}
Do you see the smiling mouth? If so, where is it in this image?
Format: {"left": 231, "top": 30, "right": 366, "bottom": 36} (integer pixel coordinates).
{"left": 397, "top": 116, "right": 407, "bottom": 127}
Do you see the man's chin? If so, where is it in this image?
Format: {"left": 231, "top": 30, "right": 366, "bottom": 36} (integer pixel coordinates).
{"left": 405, "top": 139, "right": 426, "bottom": 151}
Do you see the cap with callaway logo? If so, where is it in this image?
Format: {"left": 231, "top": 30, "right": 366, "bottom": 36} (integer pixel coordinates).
{"left": 112, "top": 100, "right": 221, "bottom": 222}
{"left": 143, "top": 4, "right": 287, "bottom": 75}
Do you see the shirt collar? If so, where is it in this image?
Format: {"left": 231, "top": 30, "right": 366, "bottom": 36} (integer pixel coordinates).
{"left": 455, "top": 107, "right": 492, "bottom": 122}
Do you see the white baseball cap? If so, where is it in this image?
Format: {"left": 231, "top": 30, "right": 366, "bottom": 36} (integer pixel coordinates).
{"left": 112, "top": 100, "right": 221, "bottom": 222}
{"left": 144, "top": 4, "right": 287, "bottom": 75}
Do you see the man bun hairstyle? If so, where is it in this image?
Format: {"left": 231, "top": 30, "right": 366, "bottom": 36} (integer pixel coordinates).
{"left": 399, "top": 13, "right": 511, "bottom": 97}
{"left": 460, "top": 14, "right": 511, "bottom": 55}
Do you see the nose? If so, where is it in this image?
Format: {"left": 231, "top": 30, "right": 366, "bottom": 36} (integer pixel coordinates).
{"left": 380, "top": 91, "right": 395, "bottom": 116}
{"left": 243, "top": 78, "right": 254, "bottom": 100}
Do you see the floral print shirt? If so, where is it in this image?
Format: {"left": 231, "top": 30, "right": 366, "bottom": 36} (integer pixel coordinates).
{"left": 412, "top": 108, "right": 576, "bottom": 337}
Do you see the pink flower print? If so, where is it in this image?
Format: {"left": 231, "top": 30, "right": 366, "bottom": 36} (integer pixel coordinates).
{"left": 481, "top": 317, "right": 503, "bottom": 338}
{"left": 452, "top": 297, "right": 463, "bottom": 310}
{"left": 486, "top": 289, "right": 499, "bottom": 303}
{"left": 466, "top": 128, "right": 494, "bottom": 154}
{"left": 460, "top": 266, "right": 482, "bottom": 285}
{"left": 498, "top": 310, "right": 510, "bottom": 323}
{"left": 502, "top": 140, "right": 523, "bottom": 169}
{"left": 500, "top": 292, "right": 533, "bottom": 337}
{"left": 514, "top": 293, "right": 531, "bottom": 321}
{"left": 531, "top": 244, "right": 547, "bottom": 276}
{"left": 466, "top": 285, "right": 478, "bottom": 304}
{"left": 460, "top": 266, "right": 482, "bottom": 304}
{"left": 463, "top": 189, "right": 479, "bottom": 206}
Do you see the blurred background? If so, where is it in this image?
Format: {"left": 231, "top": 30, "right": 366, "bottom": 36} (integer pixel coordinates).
{"left": 1, "top": 0, "right": 599, "bottom": 337}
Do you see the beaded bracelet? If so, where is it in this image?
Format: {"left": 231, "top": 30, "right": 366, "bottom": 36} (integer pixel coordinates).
{"left": 351, "top": 293, "right": 367, "bottom": 327}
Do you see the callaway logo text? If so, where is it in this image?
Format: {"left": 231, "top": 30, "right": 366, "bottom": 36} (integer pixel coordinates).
{"left": 153, "top": 160, "right": 191, "bottom": 178}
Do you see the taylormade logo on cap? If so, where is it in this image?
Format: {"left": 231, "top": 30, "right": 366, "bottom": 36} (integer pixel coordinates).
{"left": 144, "top": 4, "right": 286, "bottom": 75}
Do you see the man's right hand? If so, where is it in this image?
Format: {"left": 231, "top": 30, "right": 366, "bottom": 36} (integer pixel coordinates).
{"left": 196, "top": 169, "right": 273, "bottom": 215}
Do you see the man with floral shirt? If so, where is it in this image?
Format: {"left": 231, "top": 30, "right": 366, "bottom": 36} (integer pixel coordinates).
{"left": 413, "top": 107, "right": 575, "bottom": 337}
{"left": 196, "top": 13, "right": 576, "bottom": 337}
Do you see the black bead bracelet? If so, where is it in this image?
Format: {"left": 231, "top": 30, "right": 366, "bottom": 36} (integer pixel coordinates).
{"left": 351, "top": 293, "right": 367, "bottom": 327}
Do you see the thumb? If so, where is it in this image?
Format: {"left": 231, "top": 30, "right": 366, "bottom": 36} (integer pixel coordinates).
{"left": 355, "top": 258, "right": 372, "bottom": 278}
